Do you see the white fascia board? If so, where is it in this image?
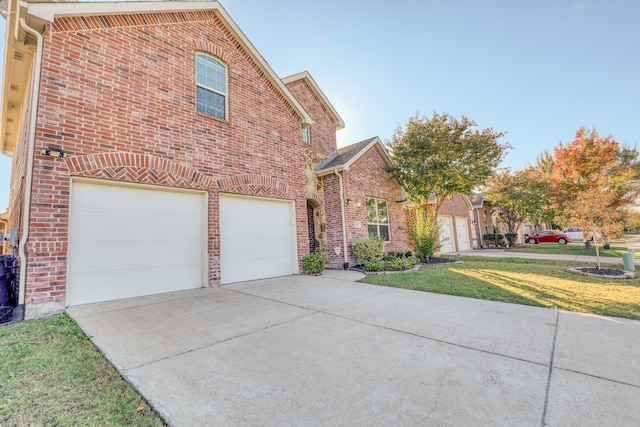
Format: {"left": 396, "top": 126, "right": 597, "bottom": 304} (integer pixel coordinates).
{"left": 283, "top": 71, "right": 345, "bottom": 130}
{"left": 343, "top": 137, "right": 393, "bottom": 170}
{"left": 24, "top": 1, "right": 314, "bottom": 126}
{"left": 25, "top": 1, "right": 218, "bottom": 22}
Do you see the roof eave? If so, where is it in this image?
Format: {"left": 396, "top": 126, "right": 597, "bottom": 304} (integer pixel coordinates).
{"left": 282, "top": 71, "right": 344, "bottom": 130}
{"left": 11, "top": 1, "right": 313, "bottom": 126}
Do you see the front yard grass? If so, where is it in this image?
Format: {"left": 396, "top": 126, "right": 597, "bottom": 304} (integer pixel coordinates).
{"left": 0, "top": 314, "right": 165, "bottom": 426}
{"left": 360, "top": 257, "right": 640, "bottom": 320}
{"left": 506, "top": 243, "right": 638, "bottom": 258}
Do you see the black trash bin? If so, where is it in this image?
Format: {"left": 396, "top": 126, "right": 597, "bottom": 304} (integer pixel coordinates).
{"left": 0, "top": 255, "right": 14, "bottom": 324}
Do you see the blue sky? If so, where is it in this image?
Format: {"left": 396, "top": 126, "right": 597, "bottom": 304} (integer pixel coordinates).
{"left": 1, "top": 0, "right": 639, "bottom": 211}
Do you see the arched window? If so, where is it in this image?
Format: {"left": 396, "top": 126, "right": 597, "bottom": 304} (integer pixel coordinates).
{"left": 196, "top": 53, "right": 227, "bottom": 119}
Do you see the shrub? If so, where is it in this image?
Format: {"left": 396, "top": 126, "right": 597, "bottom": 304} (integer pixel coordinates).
{"left": 483, "top": 233, "right": 506, "bottom": 248}
{"left": 302, "top": 252, "right": 325, "bottom": 275}
{"left": 352, "top": 234, "right": 386, "bottom": 262}
{"left": 404, "top": 250, "right": 413, "bottom": 258}
{"left": 505, "top": 233, "right": 518, "bottom": 247}
{"left": 363, "top": 260, "right": 385, "bottom": 272}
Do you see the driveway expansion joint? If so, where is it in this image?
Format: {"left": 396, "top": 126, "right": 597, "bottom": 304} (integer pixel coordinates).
{"left": 541, "top": 310, "right": 560, "bottom": 426}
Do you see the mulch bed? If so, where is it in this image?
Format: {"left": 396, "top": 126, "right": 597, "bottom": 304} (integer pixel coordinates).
{"left": 575, "top": 268, "right": 626, "bottom": 276}
{"left": 422, "top": 257, "right": 458, "bottom": 265}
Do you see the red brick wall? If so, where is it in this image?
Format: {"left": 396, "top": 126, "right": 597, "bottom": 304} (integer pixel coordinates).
{"left": 323, "top": 146, "right": 408, "bottom": 267}
{"left": 285, "top": 79, "right": 337, "bottom": 158}
{"left": 23, "top": 11, "right": 313, "bottom": 310}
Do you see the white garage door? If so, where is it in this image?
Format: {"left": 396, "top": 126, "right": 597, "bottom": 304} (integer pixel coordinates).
{"left": 220, "top": 194, "right": 297, "bottom": 284}
{"left": 68, "top": 180, "right": 206, "bottom": 306}
{"left": 438, "top": 215, "right": 455, "bottom": 254}
{"left": 455, "top": 217, "right": 471, "bottom": 251}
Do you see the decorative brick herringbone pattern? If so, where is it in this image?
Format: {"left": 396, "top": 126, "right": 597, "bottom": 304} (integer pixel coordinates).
{"left": 216, "top": 174, "right": 294, "bottom": 199}
{"left": 67, "top": 153, "right": 212, "bottom": 190}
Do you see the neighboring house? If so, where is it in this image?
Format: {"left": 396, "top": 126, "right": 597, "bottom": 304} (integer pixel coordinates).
{"left": 434, "top": 195, "right": 475, "bottom": 253}
{"left": 470, "top": 193, "right": 495, "bottom": 248}
{"left": 0, "top": 0, "right": 407, "bottom": 318}
{"left": 471, "top": 193, "right": 538, "bottom": 246}
{"left": 0, "top": 211, "right": 8, "bottom": 254}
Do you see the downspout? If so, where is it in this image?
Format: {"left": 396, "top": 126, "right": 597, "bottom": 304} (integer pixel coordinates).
{"left": 334, "top": 171, "right": 349, "bottom": 268}
{"left": 16, "top": 12, "right": 44, "bottom": 313}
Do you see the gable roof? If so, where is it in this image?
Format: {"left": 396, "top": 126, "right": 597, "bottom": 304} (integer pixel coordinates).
{"left": 282, "top": 71, "right": 345, "bottom": 131}
{"left": 316, "top": 136, "right": 393, "bottom": 176}
{"left": 0, "top": 0, "right": 313, "bottom": 155}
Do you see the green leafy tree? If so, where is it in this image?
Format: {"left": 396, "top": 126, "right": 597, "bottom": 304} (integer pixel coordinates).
{"left": 485, "top": 167, "right": 552, "bottom": 236}
{"left": 386, "top": 112, "right": 510, "bottom": 211}
{"left": 387, "top": 112, "right": 509, "bottom": 251}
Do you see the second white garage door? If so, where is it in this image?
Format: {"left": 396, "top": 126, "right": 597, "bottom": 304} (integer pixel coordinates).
{"left": 455, "top": 217, "right": 472, "bottom": 251}
{"left": 220, "top": 195, "right": 297, "bottom": 284}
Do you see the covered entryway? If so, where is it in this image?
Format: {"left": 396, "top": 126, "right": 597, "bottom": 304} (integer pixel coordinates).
{"left": 219, "top": 194, "right": 297, "bottom": 284}
{"left": 67, "top": 179, "right": 207, "bottom": 306}
{"left": 438, "top": 215, "right": 455, "bottom": 254}
{"left": 455, "top": 217, "right": 471, "bottom": 251}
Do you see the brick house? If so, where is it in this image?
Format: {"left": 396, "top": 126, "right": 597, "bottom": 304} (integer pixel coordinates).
{"left": 0, "top": 0, "right": 407, "bottom": 319}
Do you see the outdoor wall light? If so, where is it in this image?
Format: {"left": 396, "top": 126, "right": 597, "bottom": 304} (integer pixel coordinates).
{"left": 41, "top": 148, "right": 68, "bottom": 158}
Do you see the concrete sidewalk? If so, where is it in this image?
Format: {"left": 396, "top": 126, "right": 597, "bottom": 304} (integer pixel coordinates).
{"left": 67, "top": 273, "right": 640, "bottom": 426}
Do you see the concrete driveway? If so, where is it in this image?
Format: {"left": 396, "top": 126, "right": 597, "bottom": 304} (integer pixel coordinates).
{"left": 67, "top": 271, "right": 640, "bottom": 426}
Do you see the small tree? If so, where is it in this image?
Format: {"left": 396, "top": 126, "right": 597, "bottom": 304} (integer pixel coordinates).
{"left": 562, "top": 189, "right": 624, "bottom": 269}
{"left": 551, "top": 127, "right": 640, "bottom": 253}
{"left": 402, "top": 206, "right": 441, "bottom": 261}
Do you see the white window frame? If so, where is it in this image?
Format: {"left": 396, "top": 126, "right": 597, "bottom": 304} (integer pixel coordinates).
{"left": 366, "top": 196, "right": 390, "bottom": 241}
{"left": 196, "top": 53, "right": 228, "bottom": 120}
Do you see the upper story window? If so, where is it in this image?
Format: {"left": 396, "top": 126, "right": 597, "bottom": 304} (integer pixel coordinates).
{"left": 302, "top": 126, "right": 310, "bottom": 143}
{"left": 196, "top": 54, "right": 227, "bottom": 120}
{"left": 366, "top": 197, "right": 390, "bottom": 241}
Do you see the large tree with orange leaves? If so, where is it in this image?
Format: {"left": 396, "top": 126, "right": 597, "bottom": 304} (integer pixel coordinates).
{"left": 551, "top": 127, "right": 640, "bottom": 250}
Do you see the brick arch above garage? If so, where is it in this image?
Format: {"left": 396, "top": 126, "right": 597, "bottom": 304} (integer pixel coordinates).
{"left": 66, "top": 153, "right": 213, "bottom": 190}
{"left": 216, "top": 174, "right": 296, "bottom": 199}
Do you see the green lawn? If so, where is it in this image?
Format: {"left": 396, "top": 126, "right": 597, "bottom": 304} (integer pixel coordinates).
{"left": 506, "top": 243, "right": 638, "bottom": 258}
{"left": 0, "top": 315, "right": 166, "bottom": 426}
{"left": 361, "top": 257, "right": 640, "bottom": 320}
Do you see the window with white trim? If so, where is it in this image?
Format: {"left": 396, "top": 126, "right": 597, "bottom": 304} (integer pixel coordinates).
{"left": 196, "top": 53, "right": 227, "bottom": 120}
{"left": 366, "top": 197, "right": 389, "bottom": 241}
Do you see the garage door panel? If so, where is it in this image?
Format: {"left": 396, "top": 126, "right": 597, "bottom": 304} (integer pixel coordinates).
{"left": 68, "top": 181, "right": 206, "bottom": 306}
{"left": 455, "top": 217, "right": 471, "bottom": 251}
{"left": 220, "top": 195, "right": 296, "bottom": 284}
{"left": 438, "top": 216, "right": 455, "bottom": 254}
{"left": 223, "top": 237, "right": 293, "bottom": 260}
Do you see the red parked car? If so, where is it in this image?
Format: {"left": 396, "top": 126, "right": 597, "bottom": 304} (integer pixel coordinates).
{"left": 525, "top": 230, "right": 572, "bottom": 245}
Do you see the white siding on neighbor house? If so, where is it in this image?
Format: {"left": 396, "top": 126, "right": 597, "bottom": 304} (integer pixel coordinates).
{"left": 219, "top": 194, "right": 297, "bottom": 284}
{"left": 67, "top": 180, "right": 207, "bottom": 306}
